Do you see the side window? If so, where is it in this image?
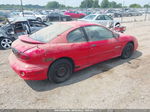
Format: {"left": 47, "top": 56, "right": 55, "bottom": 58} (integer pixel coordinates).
{"left": 96, "top": 15, "right": 105, "bottom": 20}
{"left": 84, "top": 26, "right": 114, "bottom": 41}
{"left": 67, "top": 28, "right": 86, "bottom": 43}
{"left": 104, "top": 15, "right": 113, "bottom": 20}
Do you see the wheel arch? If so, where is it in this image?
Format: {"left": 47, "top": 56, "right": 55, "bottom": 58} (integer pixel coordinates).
{"left": 127, "top": 41, "right": 134, "bottom": 47}
{"left": 0, "top": 36, "right": 15, "bottom": 41}
{"left": 115, "top": 22, "right": 121, "bottom": 26}
{"left": 47, "top": 57, "right": 75, "bottom": 80}
{"left": 49, "top": 57, "right": 75, "bottom": 71}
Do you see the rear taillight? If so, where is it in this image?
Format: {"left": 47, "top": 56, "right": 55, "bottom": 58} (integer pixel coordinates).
{"left": 12, "top": 48, "right": 30, "bottom": 60}
{"left": 19, "top": 52, "right": 30, "bottom": 60}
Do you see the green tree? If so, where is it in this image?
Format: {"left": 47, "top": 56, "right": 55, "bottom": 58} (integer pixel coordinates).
{"left": 46, "top": 1, "right": 60, "bottom": 9}
{"left": 59, "top": 4, "right": 66, "bottom": 8}
{"left": 101, "top": 0, "right": 109, "bottom": 8}
{"left": 80, "top": 0, "right": 93, "bottom": 8}
{"left": 92, "top": 0, "right": 100, "bottom": 8}
{"left": 116, "top": 3, "right": 122, "bottom": 8}
{"left": 144, "top": 4, "right": 150, "bottom": 8}
{"left": 109, "top": 1, "right": 117, "bottom": 8}
{"left": 129, "top": 4, "right": 141, "bottom": 8}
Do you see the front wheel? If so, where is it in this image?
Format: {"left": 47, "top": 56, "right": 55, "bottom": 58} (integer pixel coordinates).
{"left": 48, "top": 59, "right": 73, "bottom": 83}
{"left": 62, "top": 18, "right": 67, "bottom": 21}
{"left": 121, "top": 43, "right": 134, "bottom": 59}
{"left": 0, "top": 38, "right": 13, "bottom": 50}
{"left": 36, "top": 18, "right": 42, "bottom": 22}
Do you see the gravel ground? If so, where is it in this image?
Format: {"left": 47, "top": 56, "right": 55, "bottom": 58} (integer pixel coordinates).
{"left": 0, "top": 19, "right": 150, "bottom": 109}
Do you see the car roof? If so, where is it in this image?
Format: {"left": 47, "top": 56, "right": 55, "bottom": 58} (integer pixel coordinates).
{"left": 61, "top": 21, "right": 100, "bottom": 27}
{"left": 11, "top": 17, "right": 28, "bottom": 23}
{"left": 89, "top": 14, "right": 108, "bottom": 16}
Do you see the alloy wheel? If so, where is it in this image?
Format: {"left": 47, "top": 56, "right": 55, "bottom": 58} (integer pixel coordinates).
{"left": 1, "top": 38, "right": 12, "bottom": 49}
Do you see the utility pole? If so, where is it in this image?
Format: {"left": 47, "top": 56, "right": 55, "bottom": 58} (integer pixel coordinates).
{"left": 20, "top": 0, "right": 24, "bottom": 17}
{"left": 121, "top": 0, "right": 124, "bottom": 22}
{"left": 144, "top": 2, "right": 150, "bottom": 21}
{"left": 86, "top": 0, "right": 87, "bottom": 13}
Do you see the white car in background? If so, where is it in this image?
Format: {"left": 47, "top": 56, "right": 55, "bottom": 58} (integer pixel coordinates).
{"left": 78, "top": 14, "right": 121, "bottom": 28}
{"left": 19, "top": 11, "right": 47, "bottom": 22}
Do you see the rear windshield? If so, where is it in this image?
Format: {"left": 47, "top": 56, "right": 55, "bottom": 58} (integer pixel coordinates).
{"left": 30, "top": 23, "right": 72, "bottom": 43}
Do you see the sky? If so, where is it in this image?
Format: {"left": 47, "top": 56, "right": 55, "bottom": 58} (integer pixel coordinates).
{"left": 0, "top": 0, "right": 150, "bottom": 7}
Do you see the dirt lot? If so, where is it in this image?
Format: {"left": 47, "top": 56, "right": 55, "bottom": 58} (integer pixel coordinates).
{"left": 0, "top": 18, "right": 150, "bottom": 109}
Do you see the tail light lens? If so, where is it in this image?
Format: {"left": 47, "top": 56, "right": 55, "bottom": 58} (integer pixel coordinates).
{"left": 12, "top": 48, "right": 30, "bottom": 60}
{"left": 19, "top": 52, "right": 30, "bottom": 60}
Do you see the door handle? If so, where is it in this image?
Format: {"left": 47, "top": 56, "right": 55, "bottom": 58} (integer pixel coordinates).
{"left": 91, "top": 44, "right": 97, "bottom": 47}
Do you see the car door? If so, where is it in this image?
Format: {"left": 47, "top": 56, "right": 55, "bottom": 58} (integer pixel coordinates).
{"left": 94, "top": 15, "right": 106, "bottom": 26}
{"left": 66, "top": 28, "right": 91, "bottom": 69}
{"left": 69, "top": 11, "right": 76, "bottom": 18}
{"left": 73, "top": 11, "right": 79, "bottom": 18}
{"left": 84, "top": 25, "right": 122, "bottom": 64}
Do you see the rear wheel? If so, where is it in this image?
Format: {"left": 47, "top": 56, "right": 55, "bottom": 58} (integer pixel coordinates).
{"left": 37, "top": 17, "right": 42, "bottom": 22}
{"left": 115, "top": 23, "right": 121, "bottom": 27}
{"left": 48, "top": 59, "right": 73, "bottom": 83}
{"left": 63, "top": 18, "right": 67, "bottom": 21}
{"left": 121, "top": 43, "right": 134, "bottom": 59}
{"left": 0, "top": 38, "right": 13, "bottom": 50}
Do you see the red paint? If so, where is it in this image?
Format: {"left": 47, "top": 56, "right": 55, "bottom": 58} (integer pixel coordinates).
{"left": 64, "top": 11, "right": 86, "bottom": 18}
{"left": 9, "top": 21, "right": 138, "bottom": 80}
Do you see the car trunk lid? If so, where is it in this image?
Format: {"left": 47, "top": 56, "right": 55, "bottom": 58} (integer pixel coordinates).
{"left": 12, "top": 35, "right": 45, "bottom": 53}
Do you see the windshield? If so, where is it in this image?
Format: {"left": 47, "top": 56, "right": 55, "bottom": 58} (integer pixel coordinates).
{"left": 83, "top": 15, "right": 96, "bottom": 20}
{"left": 30, "top": 23, "right": 72, "bottom": 43}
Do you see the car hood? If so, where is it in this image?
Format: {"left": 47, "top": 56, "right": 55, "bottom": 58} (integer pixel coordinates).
{"left": 12, "top": 35, "right": 44, "bottom": 53}
{"left": 36, "top": 15, "right": 47, "bottom": 18}
{"left": 78, "top": 19, "right": 92, "bottom": 22}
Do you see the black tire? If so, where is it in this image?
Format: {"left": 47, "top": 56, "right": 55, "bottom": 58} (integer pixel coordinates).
{"left": 36, "top": 18, "right": 42, "bottom": 22}
{"left": 121, "top": 43, "right": 134, "bottom": 59}
{"left": 48, "top": 59, "right": 73, "bottom": 83}
{"left": 0, "top": 38, "right": 13, "bottom": 50}
{"left": 80, "top": 15, "right": 85, "bottom": 18}
{"left": 115, "top": 23, "right": 121, "bottom": 27}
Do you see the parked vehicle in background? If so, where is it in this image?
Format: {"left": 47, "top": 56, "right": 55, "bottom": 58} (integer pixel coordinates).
{"left": 19, "top": 11, "right": 48, "bottom": 22}
{"left": 0, "top": 17, "right": 48, "bottom": 49}
{"left": 105, "top": 9, "right": 116, "bottom": 17}
{"left": 9, "top": 21, "right": 138, "bottom": 83}
{"left": 79, "top": 11, "right": 92, "bottom": 15}
{"left": 78, "top": 14, "right": 121, "bottom": 28}
{"left": 64, "top": 11, "right": 86, "bottom": 18}
{"left": 48, "top": 12, "right": 72, "bottom": 21}
{"left": 126, "top": 10, "right": 142, "bottom": 16}
{"left": 0, "top": 11, "right": 9, "bottom": 23}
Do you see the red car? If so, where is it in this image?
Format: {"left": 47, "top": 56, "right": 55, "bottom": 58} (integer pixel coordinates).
{"left": 64, "top": 11, "right": 86, "bottom": 18}
{"left": 9, "top": 21, "right": 138, "bottom": 83}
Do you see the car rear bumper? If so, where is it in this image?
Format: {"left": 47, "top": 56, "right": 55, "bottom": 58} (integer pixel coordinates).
{"left": 9, "top": 53, "right": 48, "bottom": 80}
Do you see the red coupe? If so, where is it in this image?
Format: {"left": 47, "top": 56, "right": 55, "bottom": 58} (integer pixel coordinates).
{"left": 9, "top": 21, "right": 138, "bottom": 83}
{"left": 64, "top": 11, "right": 86, "bottom": 18}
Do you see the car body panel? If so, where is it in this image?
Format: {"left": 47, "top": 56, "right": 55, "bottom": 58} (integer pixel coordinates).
{"left": 0, "top": 18, "right": 48, "bottom": 41}
{"left": 79, "top": 14, "right": 120, "bottom": 28}
{"left": 64, "top": 11, "right": 86, "bottom": 18}
{"left": 9, "top": 21, "right": 138, "bottom": 80}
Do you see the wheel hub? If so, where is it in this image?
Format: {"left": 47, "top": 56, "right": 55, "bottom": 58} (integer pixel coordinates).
{"left": 1, "top": 38, "right": 12, "bottom": 49}
{"left": 56, "top": 66, "right": 67, "bottom": 77}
